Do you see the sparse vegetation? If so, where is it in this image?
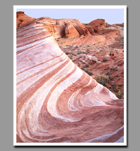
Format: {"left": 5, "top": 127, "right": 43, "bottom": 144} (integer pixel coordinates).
{"left": 67, "top": 54, "right": 73, "bottom": 59}
{"left": 86, "top": 49, "right": 90, "bottom": 52}
{"left": 84, "top": 70, "right": 94, "bottom": 76}
{"left": 115, "top": 90, "right": 124, "bottom": 99}
{"left": 83, "top": 64, "right": 89, "bottom": 68}
{"left": 96, "top": 75, "right": 110, "bottom": 86}
{"left": 111, "top": 84, "right": 117, "bottom": 90}
{"left": 81, "top": 66, "right": 93, "bottom": 76}
{"left": 110, "top": 67, "right": 118, "bottom": 71}
{"left": 111, "top": 84, "right": 124, "bottom": 99}
{"left": 65, "top": 51, "right": 73, "bottom": 55}
{"left": 54, "top": 28, "right": 124, "bottom": 100}
{"left": 102, "top": 57, "right": 108, "bottom": 62}
{"left": 76, "top": 50, "right": 87, "bottom": 55}
{"left": 106, "top": 71, "right": 111, "bottom": 75}
{"left": 109, "top": 76, "right": 114, "bottom": 81}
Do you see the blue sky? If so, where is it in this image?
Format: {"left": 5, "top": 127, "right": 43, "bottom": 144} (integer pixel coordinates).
{"left": 16, "top": 8, "right": 124, "bottom": 24}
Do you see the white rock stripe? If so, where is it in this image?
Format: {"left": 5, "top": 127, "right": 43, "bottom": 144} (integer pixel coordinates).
{"left": 17, "top": 55, "right": 68, "bottom": 98}
{"left": 16, "top": 19, "right": 123, "bottom": 143}
{"left": 17, "top": 60, "right": 77, "bottom": 141}
{"left": 47, "top": 65, "right": 83, "bottom": 121}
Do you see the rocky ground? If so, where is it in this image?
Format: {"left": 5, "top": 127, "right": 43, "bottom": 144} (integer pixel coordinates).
{"left": 16, "top": 11, "right": 124, "bottom": 99}
{"left": 57, "top": 40, "right": 124, "bottom": 99}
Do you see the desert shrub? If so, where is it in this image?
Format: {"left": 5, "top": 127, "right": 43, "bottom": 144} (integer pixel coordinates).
{"left": 66, "top": 51, "right": 73, "bottom": 55}
{"left": 67, "top": 54, "right": 73, "bottom": 59}
{"left": 102, "top": 57, "right": 108, "bottom": 62}
{"left": 110, "top": 67, "right": 118, "bottom": 71}
{"left": 83, "top": 64, "right": 89, "bottom": 68}
{"left": 115, "top": 90, "right": 124, "bottom": 99}
{"left": 81, "top": 66, "right": 93, "bottom": 76}
{"left": 85, "top": 70, "right": 94, "bottom": 76}
{"left": 96, "top": 75, "right": 110, "bottom": 86}
{"left": 109, "top": 76, "right": 114, "bottom": 81}
{"left": 86, "top": 49, "right": 90, "bottom": 52}
{"left": 106, "top": 71, "right": 111, "bottom": 75}
{"left": 111, "top": 84, "right": 117, "bottom": 90}
{"left": 76, "top": 50, "right": 87, "bottom": 55}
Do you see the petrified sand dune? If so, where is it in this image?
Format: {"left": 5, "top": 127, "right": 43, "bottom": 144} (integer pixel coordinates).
{"left": 16, "top": 19, "right": 124, "bottom": 143}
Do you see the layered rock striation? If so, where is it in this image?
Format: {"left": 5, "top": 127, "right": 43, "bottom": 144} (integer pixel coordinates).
{"left": 16, "top": 19, "right": 124, "bottom": 143}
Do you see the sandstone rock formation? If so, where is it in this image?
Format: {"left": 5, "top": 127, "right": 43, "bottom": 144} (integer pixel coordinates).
{"left": 88, "top": 19, "right": 106, "bottom": 27}
{"left": 74, "top": 24, "right": 91, "bottom": 36}
{"left": 55, "top": 18, "right": 91, "bottom": 38}
{"left": 86, "top": 19, "right": 106, "bottom": 34}
{"left": 16, "top": 12, "right": 123, "bottom": 47}
{"left": 115, "top": 23, "right": 124, "bottom": 27}
{"left": 16, "top": 19, "right": 124, "bottom": 143}
{"left": 65, "top": 23, "right": 79, "bottom": 38}
{"left": 36, "top": 17, "right": 57, "bottom": 36}
{"left": 16, "top": 11, "right": 35, "bottom": 28}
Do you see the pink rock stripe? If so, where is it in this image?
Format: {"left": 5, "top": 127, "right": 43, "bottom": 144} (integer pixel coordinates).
{"left": 16, "top": 19, "right": 124, "bottom": 143}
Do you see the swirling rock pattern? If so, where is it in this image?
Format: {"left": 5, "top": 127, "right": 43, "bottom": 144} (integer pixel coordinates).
{"left": 16, "top": 20, "right": 124, "bottom": 143}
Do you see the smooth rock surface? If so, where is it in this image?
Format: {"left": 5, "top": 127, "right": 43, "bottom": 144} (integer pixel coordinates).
{"left": 65, "top": 23, "right": 79, "bottom": 38}
{"left": 16, "top": 19, "right": 124, "bottom": 143}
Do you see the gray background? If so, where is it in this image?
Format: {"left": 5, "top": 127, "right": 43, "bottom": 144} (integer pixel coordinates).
{"left": 0, "top": 0, "right": 138, "bottom": 150}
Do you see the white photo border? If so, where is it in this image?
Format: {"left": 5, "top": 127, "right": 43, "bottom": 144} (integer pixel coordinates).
{"left": 13, "top": 5, "right": 127, "bottom": 146}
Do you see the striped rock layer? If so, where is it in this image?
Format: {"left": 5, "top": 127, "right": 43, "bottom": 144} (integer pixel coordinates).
{"left": 16, "top": 20, "right": 124, "bottom": 143}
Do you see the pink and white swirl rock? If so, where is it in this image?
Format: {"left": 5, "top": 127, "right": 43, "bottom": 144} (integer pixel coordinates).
{"left": 16, "top": 19, "right": 124, "bottom": 143}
